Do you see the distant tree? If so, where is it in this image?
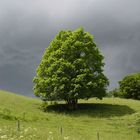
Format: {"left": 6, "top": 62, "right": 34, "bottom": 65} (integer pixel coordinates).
{"left": 119, "top": 73, "right": 140, "bottom": 100}
{"left": 33, "top": 28, "right": 109, "bottom": 109}
{"left": 107, "top": 88, "right": 120, "bottom": 97}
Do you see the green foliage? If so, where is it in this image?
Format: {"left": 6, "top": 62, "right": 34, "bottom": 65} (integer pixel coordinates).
{"left": 107, "top": 88, "right": 123, "bottom": 98}
{"left": 107, "top": 88, "right": 121, "bottom": 97}
{"left": 41, "top": 101, "right": 48, "bottom": 112}
{"left": 33, "top": 28, "right": 108, "bottom": 104}
{"left": 119, "top": 73, "right": 140, "bottom": 100}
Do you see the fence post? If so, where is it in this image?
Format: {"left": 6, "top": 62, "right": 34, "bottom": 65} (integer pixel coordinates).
{"left": 60, "top": 126, "right": 63, "bottom": 135}
{"left": 17, "top": 120, "right": 20, "bottom": 131}
{"left": 97, "top": 132, "right": 99, "bottom": 140}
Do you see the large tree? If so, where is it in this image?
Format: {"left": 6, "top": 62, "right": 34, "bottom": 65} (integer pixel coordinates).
{"left": 33, "top": 28, "right": 108, "bottom": 109}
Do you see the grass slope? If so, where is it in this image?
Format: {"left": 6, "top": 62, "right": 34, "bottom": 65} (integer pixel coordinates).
{"left": 0, "top": 90, "right": 140, "bottom": 140}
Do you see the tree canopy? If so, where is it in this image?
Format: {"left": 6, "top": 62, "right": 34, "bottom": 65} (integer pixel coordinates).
{"left": 119, "top": 73, "right": 140, "bottom": 100}
{"left": 33, "top": 28, "right": 109, "bottom": 109}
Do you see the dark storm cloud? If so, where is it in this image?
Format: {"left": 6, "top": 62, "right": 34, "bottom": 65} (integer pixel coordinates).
{"left": 0, "top": 0, "right": 140, "bottom": 96}
{"left": 0, "top": 63, "right": 33, "bottom": 95}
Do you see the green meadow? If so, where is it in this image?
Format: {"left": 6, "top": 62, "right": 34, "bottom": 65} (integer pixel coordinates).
{"left": 0, "top": 90, "right": 140, "bottom": 140}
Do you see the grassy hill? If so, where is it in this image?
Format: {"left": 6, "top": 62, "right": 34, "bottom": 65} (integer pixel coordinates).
{"left": 0, "top": 90, "right": 140, "bottom": 140}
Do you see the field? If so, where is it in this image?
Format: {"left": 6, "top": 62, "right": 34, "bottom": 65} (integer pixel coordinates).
{"left": 0, "top": 90, "right": 140, "bottom": 140}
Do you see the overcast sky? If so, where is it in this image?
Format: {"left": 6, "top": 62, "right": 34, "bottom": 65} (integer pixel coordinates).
{"left": 0, "top": 0, "right": 140, "bottom": 96}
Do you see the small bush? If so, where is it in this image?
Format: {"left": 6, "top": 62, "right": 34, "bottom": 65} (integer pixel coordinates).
{"left": 41, "top": 101, "right": 48, "bottom": 112}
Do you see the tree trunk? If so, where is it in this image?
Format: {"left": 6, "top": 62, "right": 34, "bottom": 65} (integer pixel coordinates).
{"left": 66, "top": 99, "right": 78, "bottom": 110}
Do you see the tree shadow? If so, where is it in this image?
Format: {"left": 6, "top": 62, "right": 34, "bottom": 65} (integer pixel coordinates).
{"left": 46, "top": 103, "right": 135, "bottom": 118}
